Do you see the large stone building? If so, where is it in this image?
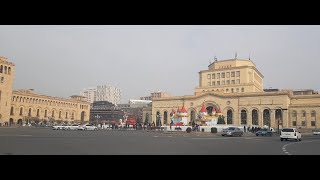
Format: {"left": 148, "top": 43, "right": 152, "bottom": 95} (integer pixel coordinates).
{"left": 0, "top": 56, "right": 90, "bottom": 126}
{"left": 147, "top": 57, "right": 320, "bottom": 131}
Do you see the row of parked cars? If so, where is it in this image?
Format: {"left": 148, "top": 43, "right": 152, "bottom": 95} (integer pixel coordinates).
{"left": 52, "top": 124, "right": 98, "bottom": 131}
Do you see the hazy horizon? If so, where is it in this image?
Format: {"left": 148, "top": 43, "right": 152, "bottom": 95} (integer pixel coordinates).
{"left": 1, "top": 25, "right": 320, "bottom": 103}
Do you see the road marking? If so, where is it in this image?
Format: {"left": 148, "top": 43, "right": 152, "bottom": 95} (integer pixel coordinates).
{"left": 153, "top": 136, "right": 158, "bottom": 137}
{"left": 281, "top": 140, "right": 320, "bottom": 155}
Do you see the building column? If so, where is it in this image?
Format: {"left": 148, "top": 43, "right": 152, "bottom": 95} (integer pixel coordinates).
{"left": 247, "top": 111, "right": 252, "bottom": 126}
{"left": 260, "top": 109, "right": 264, "bottom": 127}
{"left": 306, "top": 111, "right": 311, "bottom": 129}
{"left": 270, "top": 110, "right": 275, "bottom": 129}
{"left": 282, "top": 110, "right": 288, "bottom": 129}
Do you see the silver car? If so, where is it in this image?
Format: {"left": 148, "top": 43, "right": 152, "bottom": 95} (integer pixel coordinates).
{"left": 221, "top": 127, "right": 243, "bottom": 137}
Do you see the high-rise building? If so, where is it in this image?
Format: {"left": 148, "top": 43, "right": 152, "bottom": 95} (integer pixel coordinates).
{"left": 80, "top": 88, "right": 97, "bottom": 103}
{"left": 96, "top": 85, "right": 121, "bottom": 105}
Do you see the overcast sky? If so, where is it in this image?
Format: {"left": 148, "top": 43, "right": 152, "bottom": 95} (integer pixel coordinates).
{"left": 1, "top": 25, "right": 319, "bottom": 103}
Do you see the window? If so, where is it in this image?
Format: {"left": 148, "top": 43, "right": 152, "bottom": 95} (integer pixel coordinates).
{"left": 302, "top": 112, "right": 306, "bottom": 117}
{"left": 212, "top": 74, "right": 215, "bottom": 79}
{"left": 8, "top": 67, "right": 11, "bottom": 75}
{"left": 231, "top": 72, "right": 235, "bottom": 77}
{"left": 311, "top": 121, "right": 316, "bottom": 126}
{"left": 4, "top": 66, "right": 7, "bottom": 74}
{"left": 207, "top": 74, "right": 211, "bottom": 79}
{"left": 207, "top": 82, "right": 211, "bottom": 86}
{"left": 10, "top": 107, "right": 14, "bottom": 115}
{"left": 221, "top": 81, "right": 225, "bottom": 85}
{"left": 226, "top": 72, "right": 230, "bottom": 78}
{"left": 221, "top": 73, "right": 225, "bottom": 78}
{"left": 292, "top": 121, "right": 296, "bottom": 126}
{"left": 217, "top": 81, "right": 220, "bottom": 86}
{"left": 231, "top": 88, "right": 234, "bottom": 93}
{"left": 217, "top": 73, "right": 220, "bottom": 79}
{"left": 0, "top": 65, "right": 2, "bottom": 73}
{"left": 44, "top": 110, "right": 47, "bottom": 117}
{"left": 236, "top": 79, "right": 240, "bottom": 84}
{"left": 212, "top": 81, "right": 215, "bottom": 86}
{"left": 226, "top": 80, "right": 230, "bottom": 85}
{"left": 37, "top": 109, "right": 40, "bottom": 117}
{"left": 241, "top": 87, "right": 244, "bottom": 92}
{"left": 302, "top": 121, "right": 306, "bottom": 126}
{"left": 236, "top": 71, "right": 240, "bottom": 77}
{"left": 231, "top": 80, "right": 235, "bottom": 84}
{"left": 1, "top": 77, "right": 3, "bottom": 83}
{"left": 19, "top": 108, "right": 23, "bottom": 115}
{"left": 236, "top": 88, "right": 239, "bottom": 92}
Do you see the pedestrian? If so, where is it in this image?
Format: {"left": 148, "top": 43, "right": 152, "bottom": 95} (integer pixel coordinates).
{"left": 244, "top": 125, "right": 246, "bottom": 133}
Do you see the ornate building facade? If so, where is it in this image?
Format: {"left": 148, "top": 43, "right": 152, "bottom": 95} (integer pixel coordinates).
{"left": 148, "top": 58, "right": 320, "bottom": 131}
{"left": 0, "top": 56, "right": 90, "bottom": 126}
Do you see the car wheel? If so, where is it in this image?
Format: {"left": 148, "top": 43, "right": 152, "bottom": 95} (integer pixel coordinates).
{"left": 256, "top": 134, "right": 258, "bottom": 136}
{"left": 281, "top": 138, "right": 283, "bottom": 141}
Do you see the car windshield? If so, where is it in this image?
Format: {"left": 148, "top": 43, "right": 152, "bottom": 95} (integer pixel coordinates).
{"left": 260, "top": 129, "right": 267, "bottom": 131}
{"left": 228, "top": 127, "right": 235, "bottom": 130}
{"left": 282, "top": 129, "right": 294, "bottom": 132}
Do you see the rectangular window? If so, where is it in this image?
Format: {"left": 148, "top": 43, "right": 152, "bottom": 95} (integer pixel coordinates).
{"left": 221, "top": 73, "right": 225, "bottom": 78}
{"left": 311, "top": 121, "right": 316, "bottom": 126}
{"left": 212, "top": 74, "right": 215, "bottom": 79}
{"left": 217, "top": 73, "right": 220, "bottom": 79}
{"left": 207, "top": 82, "right": 211, "bottom": 86}
{"left": 302, "top": 121, "right": 306, "bottom": 126}
{"left": 207, "top": 74, "right": 211, "bottom": 79}
{"left": 221, "top": 81, "right": 225, "bottom": 85}
{"left": 292, "top": 121, "right": 296, "bottom": 126}
{"left": 236, "top": 79, "right": 240, "bottom": 84}
{"left": 226, "top": 80, "right": 230, "bottom": 85}
{"left": 217, "top": 81, "right": 220, "bottom": 85}
{"left": 236, "top": 71, "right": 240, "bottom": 77}
{"left": 231, "top": 80, "right": 235, "bottom": 84}
{"left": 212, "top": 81, "right": 215, "bottom": 86}
{"left": 226, "top": 72, "right": 230, "bottom": 78}
{"left": 231, "top": 72, "right": 235, "bottom": 77}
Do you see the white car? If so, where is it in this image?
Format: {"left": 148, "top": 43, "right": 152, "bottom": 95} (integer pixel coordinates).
{"left": 313, "top": 129, "right": 320, "bottom": 135}
{"left": 52, "top": 124, "right": 68, "bottom": 130}
{"left": 280, "top": 128, "right": 302, "bottom": 141}
{"left": 78, "top": 124, "right": 98, "bottom": 131}
{"left": 65, "top": 124, "right": 80, "bottom": 130}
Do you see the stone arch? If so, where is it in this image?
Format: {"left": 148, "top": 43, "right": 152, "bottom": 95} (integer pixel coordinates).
{"left": 251, "top": 108, "right": 259, "bottom": 125}
{"left": 19, "top": 106, "right": 24, "bottom": 116}
{"left": 17, "top": 119, "right": 23, "bottom": 126}
{"left": 9, "top": 118, "right": 14, "bottom": 126}
{"left": 10, "top": 106, "right": 14, "bottom": 115}
{"left": 263, "top": 108, "right": 271, "bottom": 127}
{"left": 241, "top": 109, "right": 247, "bottom": 125}
{"left": 163, "top": 111, "right": 168, "bottom": 125}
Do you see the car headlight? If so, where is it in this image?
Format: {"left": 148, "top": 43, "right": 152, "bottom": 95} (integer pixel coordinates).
{"left": 227, "top": 132, "right": 232, "bottom": 134}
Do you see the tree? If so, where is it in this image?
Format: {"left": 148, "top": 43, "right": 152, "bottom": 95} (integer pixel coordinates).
{"left": 217, "top": 115, "right": 225, "bottom": 124}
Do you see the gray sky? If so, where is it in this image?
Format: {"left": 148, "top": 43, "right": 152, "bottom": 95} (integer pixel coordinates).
{"left": 1, "top": 25, "right": 320, "bottom": 103}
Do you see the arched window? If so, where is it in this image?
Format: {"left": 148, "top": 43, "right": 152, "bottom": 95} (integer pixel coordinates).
{"left": 0, "top": 65, "right": 3, "bottom": 73}
{"left": 52, "top": 110, "right": 55, "bottom": 118}
{"left": 241, "top": 87, "right": 244, "bottom": 92}
{"left": 37, "top": 109, "right": 40, "bottom": 117}
{"left": 311, "top": 111, "right": 316, "bottom": 126}
{"left": 263, "top": 109, "right": 270, "bottom": 127}
{"left": 163, "top": 111, "right": 168, "bottom": 124}
{"left": 65, "top": 112, "right": 68, "bottom": 119}
{"left": 10, "top": 107, "right": 14, "bottom": 115}
{"left": 227, "top": 110, "right": 233, "bottom": 124}
{"left": 191, "top": 110, "right": 195, "bottom": 123}
{"left": 241, "top": 110, "right": 247, "bottom": 125}
{"left": 231, "top": 88, "right": 234, "bottom": 93}
{"left": 59, "top": 111, "right": 62, "bottom": 118}
{"left": 4, "top": 66, "right": 7, "bottom": 74}
{"left": 8, "top": 67, "right": 11, "bottom": 75}
{"left": 226, "top": 89, "right": 229, "bottom": 92}
{"left": 19, "top": 107, "right": 23, "bottom": 115}
{"left": 28, "top": 108, "right": 32, "bottom": 116}
{"left": 44, "top": 110, "right": 47, "bottom": 117}
{"left": 252, "top": 109, "right": 258, "bottom": 125}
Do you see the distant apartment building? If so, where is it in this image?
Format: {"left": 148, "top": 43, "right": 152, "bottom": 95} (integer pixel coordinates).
{"left": 80, "top": 87, "right": 97, "bottom": 103}
{"left": 140, "top": 91, "right": 171, "bottom": 100}
{"left": 96, "top": 85, "right": 121, "bottom": 105}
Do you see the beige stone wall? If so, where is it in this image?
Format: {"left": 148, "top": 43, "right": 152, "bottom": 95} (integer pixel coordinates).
{"left": 9, "top": 90, "right": 90, "bottom": 124}
{"left": 151, "top": 91, "right": 320, "bottom": 130}
{"left": 0, "top": 57, "right": 15, "bottom": 124}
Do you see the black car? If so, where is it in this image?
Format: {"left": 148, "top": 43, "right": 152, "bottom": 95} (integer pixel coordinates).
{"left": 256, "top": 129, "right": 272, "bottom": 136}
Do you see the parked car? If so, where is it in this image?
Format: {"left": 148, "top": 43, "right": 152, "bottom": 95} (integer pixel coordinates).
{"left": 65, "top": 124, "right": 80, "bottom": 130}
{"left": 256, "top": 128, "right": 272, "bottom": 136}
{"left": 221, "top": 127, "right": 243, "bottom": 137}
{"left": 313, "top": 129, "right": 320, "bottom": 135}
{"left": 280, "top": 128, "right": 301, "bottom": 141}
{"left": 78, "top": 124, "right": 98, "bottom": 131}
{"left": 52, "top": 124, "right": 68, "bottom": 130}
